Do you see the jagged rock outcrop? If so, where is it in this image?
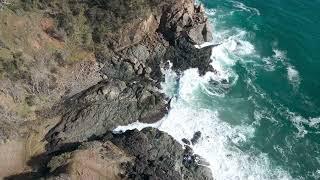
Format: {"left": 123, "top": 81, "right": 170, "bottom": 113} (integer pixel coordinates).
{"left": 44, "top": 0, "right": 214, "bottom": 150}
{"left": 109, "top": 128, "right": 212, "bottom": 180}
{"left": 0, "top": 0, "right": 215, "bottom": 179}
{"left": 45, "top": 128, "right": 213, "bottom": 180}
{"left": 45, "top": 80, "right": 169, "bottom": 151}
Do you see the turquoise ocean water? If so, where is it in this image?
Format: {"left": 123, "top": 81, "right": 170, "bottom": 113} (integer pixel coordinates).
{"left": 195, "top": 0, "right": 320, "bottom": 179}
{"left": 116, "top": 0, "right": 320, "bottom": 179}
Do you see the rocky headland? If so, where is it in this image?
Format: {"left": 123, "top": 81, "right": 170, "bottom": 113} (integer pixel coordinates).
{"left": 0, "top": 0, "right": 214, "bottom": 179}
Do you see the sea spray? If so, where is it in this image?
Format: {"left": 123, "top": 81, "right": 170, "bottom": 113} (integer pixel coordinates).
{"left": 115, "top": 0, "right": 320, "bottom": 179}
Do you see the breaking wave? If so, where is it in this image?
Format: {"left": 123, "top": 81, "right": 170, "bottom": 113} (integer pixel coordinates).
{"left": 114, "top": 0, "right": 320, "bottom": 179}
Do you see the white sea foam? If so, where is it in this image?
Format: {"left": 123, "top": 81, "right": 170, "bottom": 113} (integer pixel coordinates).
{"left": 114, "top": 4, "right": 295, "bottom": 180}
{"left": 286, "top": 110, "right": 320, "bottom": 137}
{"left": 311, "top": 170, "right": 320, "bottom": 180}
{"left": 261, "top": 57, "right": 276, "bottom": 71}
{"left": 309, "top": 117, "right": 320, "bottom": 127}
{"left": 206, "top": 9, "right": 217, "bottom": 16}
{"left": 113, "top": 121, "right": 161, "bottom": 133}
{"left": 160, "top": 61, "right": 178, "bottom": 97}
{"left": 287, "top": 65, "right": 301, "bottom": 87}
{"left": 208, "top": 28, "right": 255, "bottom": 70}
{"left": 166, "top": 70, "right": 289, "bottom": 180}
{"left": 290, "top": 115, "right": 309, "bottom": 137}
{"left": 259, "top": 48, "right": 287, "bottom": 72}
{"left": 272, "top": 48, "right": 287, "bottom": 61}
{"left": 114, "top": 67, "right": 292, "bottom": 180}
{"left": 195, "top": 42, "right": 216, "bottom": 49}
{"left": 270, "top": 47, "right": 301, "bottom": 88}
{"left": 231, "top": 0, "right": 261, "bottom": 16}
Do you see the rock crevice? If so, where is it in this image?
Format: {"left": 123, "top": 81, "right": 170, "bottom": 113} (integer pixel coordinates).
{"left": 0, "top": 0, "right": 215, "bottom": 179}
{"left": 45, "top": 0, "right": 214, "bottom": 151}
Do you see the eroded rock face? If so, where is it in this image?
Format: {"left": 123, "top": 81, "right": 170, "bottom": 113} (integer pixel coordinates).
{"left": 46, "top": 80, "right": 169, "bottom": 151}
{"left": 157, "top": 0, "right": 212, "bottom": 45}
{"left": 45, "top": 128, "right": 213, "bottom": 180}
{"left": 44, "top": 0, "right": 214, "bottom": 152}
{"left": 0, "top": 0, "right": 215, "bottom": 179}
{"left": 110, "top": 128, "right": 213, "bottom": 180}
{"left": 164, "top": 36, "right": 214, "bottom": 76}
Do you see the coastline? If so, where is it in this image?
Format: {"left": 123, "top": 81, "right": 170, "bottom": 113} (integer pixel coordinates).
{"left": 0, "top": 0, "right": 215, "bottom": 179}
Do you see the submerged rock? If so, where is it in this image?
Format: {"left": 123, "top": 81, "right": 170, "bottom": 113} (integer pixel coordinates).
{"left": 191, "top": 131, "right": 202, "bottom": 145}
{"left": 182, "top": 138, "right": 191, "bottom": 145}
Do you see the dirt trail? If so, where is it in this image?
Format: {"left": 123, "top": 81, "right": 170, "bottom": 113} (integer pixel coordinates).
{"left": 0, "top": 118, "right": 59, "bottom": 179}
{"left": 0, "top": 140, "right": 26, "bottom": 178}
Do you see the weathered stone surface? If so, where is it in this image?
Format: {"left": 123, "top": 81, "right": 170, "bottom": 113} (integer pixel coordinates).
{"left": 46, "top": 141, "right": 133, "bottom": 180}
{"left": 45, "top": 128, "right": 213, "bottom": 180}
{"left": 45, "top": 80, "right": 169, "bottom": 151}
{"left": 0, "top": 0, "right": 215, "bottom": 179}
{"left": 191, "top": 131, "right": 202, "bottom": 145}
{"left": 164, "top": 35, "right": 215, "bottom": 76}
{"left": 157, "top": 1, "right": 212, "bottom": 44}
{"left": 188, "top": 22, "right": 213, "bottom": 44}
{"left": 45, "top": 0, "right": 214, "bottom": 152}
{"left": 109, "top": 128, "right": 213, "bottom": 180}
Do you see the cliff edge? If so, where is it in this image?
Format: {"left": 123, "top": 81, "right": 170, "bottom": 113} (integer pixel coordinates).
{"left": 0, "top": 0, "right": 214, "bottom": 179}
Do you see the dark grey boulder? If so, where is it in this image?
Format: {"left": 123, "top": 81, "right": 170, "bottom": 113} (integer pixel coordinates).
{"left": 45, "top": 80, "right": 169, "bottom": 151}
{"left": 109, "top": 128, "right": 213, "bottom": 180}
{"left": 191, "top": 131, "right": 202, "bottom": 145}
